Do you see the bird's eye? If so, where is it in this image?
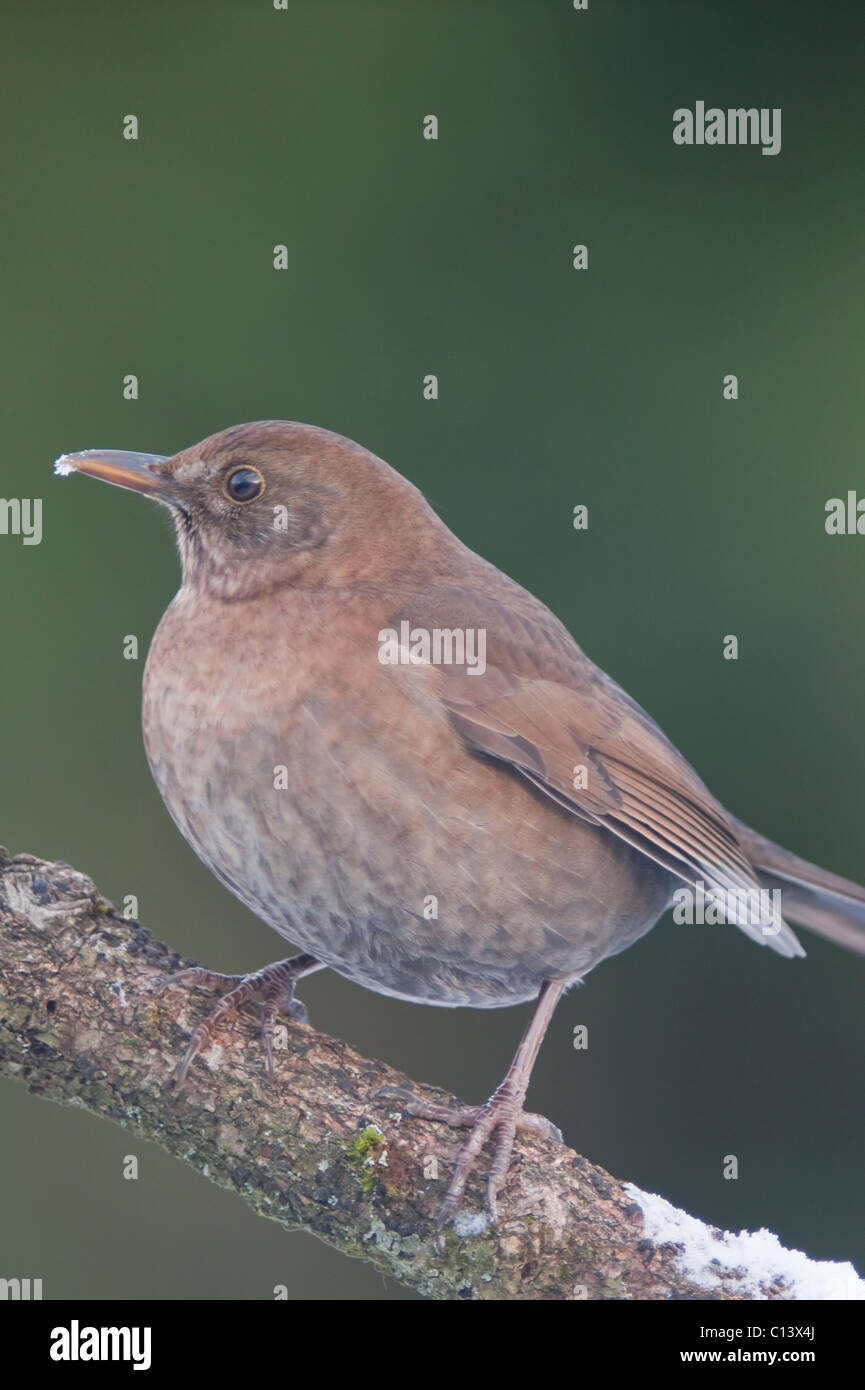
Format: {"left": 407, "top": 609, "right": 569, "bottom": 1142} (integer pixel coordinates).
{"left": 224, "top": 466, "right": 265, "bottom": 504}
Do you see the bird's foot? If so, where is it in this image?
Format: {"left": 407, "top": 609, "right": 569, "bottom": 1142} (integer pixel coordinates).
{"left": 376, "top": 1084, "right": 562, "bottom": 1251}
{"left": 153, "top": 953, "right": 321, "bottom": 1087}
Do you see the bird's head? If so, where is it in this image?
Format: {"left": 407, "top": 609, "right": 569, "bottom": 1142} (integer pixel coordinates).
{"left": 55, "top": 420, "right": 455, "bottom": 600}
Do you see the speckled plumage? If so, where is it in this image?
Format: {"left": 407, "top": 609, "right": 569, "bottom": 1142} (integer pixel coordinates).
{"left": 142, "top": 578, "right": 673, "bottom": 1007}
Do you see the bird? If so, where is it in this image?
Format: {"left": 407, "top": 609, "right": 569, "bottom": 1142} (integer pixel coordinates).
{"left": 55, "top": 420, "right": 865, "bottom": 1242}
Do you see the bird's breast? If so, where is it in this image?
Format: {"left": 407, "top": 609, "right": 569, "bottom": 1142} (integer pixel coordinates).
{"left": 141, "top": 587, "right": 672, "bottom": 1006}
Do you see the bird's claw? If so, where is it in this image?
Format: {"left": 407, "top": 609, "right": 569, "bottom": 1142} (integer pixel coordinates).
{"left": 152, "top": 957, "right": 315, "bottom": 1088}
{"left": 375, "top": 1084, "right": 562, "bottom": 1251}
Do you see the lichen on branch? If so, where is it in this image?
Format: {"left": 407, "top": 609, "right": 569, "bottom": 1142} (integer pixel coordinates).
{"left": 0, "top": 848, "right": 811, "bottom": 1301}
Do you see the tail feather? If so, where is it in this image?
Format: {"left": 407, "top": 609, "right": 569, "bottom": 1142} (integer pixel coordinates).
{"left": 733, "top": 818, "right": 865, "bottom": 956}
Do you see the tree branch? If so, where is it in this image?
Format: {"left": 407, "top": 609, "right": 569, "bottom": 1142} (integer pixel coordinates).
{"left": 0, "top": 848, "right": 849, "bottom": 1301}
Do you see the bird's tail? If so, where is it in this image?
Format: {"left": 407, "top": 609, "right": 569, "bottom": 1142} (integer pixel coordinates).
{"left": 732, "top": 817, "right": 865, "bottom": 956}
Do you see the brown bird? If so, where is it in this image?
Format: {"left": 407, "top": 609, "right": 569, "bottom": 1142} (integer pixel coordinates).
{"left": 55, "top": 420, "right": 865, "bottom": 1241}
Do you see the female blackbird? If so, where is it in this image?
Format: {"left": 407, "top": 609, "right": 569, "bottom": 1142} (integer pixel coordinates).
{"left": 56, "top": 421, "right": 865, "bottom": 1241}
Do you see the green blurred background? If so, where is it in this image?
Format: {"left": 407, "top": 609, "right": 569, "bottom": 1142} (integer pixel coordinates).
{"left": 2, "top": 0, "right": 864, "bottom": 1299}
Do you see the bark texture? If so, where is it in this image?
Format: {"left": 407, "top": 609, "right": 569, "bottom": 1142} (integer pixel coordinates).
{"left": 0, "top": 848, "right": 794, "bottom": 1301}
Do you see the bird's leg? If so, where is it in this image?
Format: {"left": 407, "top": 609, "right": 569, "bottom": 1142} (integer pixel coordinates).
{"left": 153, "top": 953, "right": 325, "bottom": 1087}
{"left": 378, "top": 979, "right": 566, "bottom": 1248}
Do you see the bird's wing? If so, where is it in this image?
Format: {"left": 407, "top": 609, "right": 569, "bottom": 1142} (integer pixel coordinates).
{"left": 386, "top": 581, "right": 803, "bottom": 958}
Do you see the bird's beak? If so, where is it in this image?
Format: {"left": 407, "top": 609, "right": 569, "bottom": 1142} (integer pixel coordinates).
{"left": 54, "top": 449, "right": 172, "bottom": 498}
